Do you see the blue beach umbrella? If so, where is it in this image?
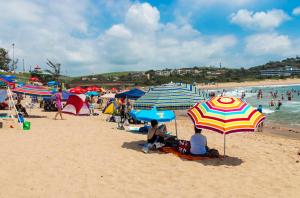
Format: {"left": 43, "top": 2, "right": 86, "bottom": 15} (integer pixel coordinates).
{"left": 47, "top": 81, "right": 59, "bottom": 86}
{"left": 115, "top": 88, "right": 145, "bottom": 100}
{"left": 86, "top": 91, "right": 100, "bottom": 97}
{"left": 130, "top": 106, "right": 176, "bottom": 123}
{"left": 130, "top": 106, "right": 178, "bottom": 136}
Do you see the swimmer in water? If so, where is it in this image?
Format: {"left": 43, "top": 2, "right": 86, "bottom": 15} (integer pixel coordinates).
{"left": 270, "top": 99, "right": 275, "bottom": 107}
{"left": 276, "top": 100, "right": 282, "bottom": 110}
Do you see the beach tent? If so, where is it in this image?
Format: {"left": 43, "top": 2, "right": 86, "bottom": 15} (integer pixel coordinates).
{"left": 115, "top": 88, "right": 145, "bottom": 100}
{"left": 134, "top": 83, "right": 204, "bottom": 110}
{"left": 62, "top": 94, "right": 90, "bottom": 115}
{"left": 102, "top": 101, "right": 118, "bottom": 114}
{"left": 13, "top": 85, "right": 52, "bottom": 97}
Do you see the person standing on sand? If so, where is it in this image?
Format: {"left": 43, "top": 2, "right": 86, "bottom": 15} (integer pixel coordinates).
{"left": 54, "top": 88, "right": 64, "bottom": 120}
{"left": 257, "top": 105, "right": 264, "bottom": 132}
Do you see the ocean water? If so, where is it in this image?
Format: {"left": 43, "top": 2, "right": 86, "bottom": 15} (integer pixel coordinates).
{"left": 211, "top": 84, "right": 300, "bottom": 127}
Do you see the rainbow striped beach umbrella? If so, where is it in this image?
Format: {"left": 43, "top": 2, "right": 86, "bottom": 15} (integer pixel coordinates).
{"left": 13, "top": 85, "right": 52, "bottom": 97}
{"left": 188, "top": 96, "right": 265, "bottom": 155}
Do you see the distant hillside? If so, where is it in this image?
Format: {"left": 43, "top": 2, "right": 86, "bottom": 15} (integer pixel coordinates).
{"left": 68, "top": 57, "right": 300, "bottom": 87}
{"left": 250, "top": 57, "right": 300, "bottom": 71}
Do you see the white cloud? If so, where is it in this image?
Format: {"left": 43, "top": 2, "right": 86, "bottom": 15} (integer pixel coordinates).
{"left": 98, "top": 2, "right": 237, "bottom": 70}
{"left": 177, "top": 0, "right": 256, "bottom": 7}
{"left": 125, "top": 3, "right": 160, "bottom": 32}
{"left": 5, "top": 1, "right": 294, "bottom": 74}
{"left": 245, "top": 33, "right": 291, "bottom": 55}
{"left": 292, "top": 7, "right": 300, "bottom": 16}
{"left": 230, "top": 9, "right": 290, "bottom": 30}
{"left": 0, "top": 0, "right": 98, "bottom": 74}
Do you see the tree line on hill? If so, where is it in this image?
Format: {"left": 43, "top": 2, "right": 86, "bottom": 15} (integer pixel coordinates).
{"left": 1, "top": 46, "right": 300, "bottom": 86}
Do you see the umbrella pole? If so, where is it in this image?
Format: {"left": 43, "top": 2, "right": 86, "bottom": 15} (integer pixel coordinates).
{"left": 174, "top": 113, "right": 178, "bottom": 138}
{"left": 223, "top": 133, "right": 226, "bottom": 157}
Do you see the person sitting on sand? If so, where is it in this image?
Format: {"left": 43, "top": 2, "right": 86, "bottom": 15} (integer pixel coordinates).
{"left": 190, "top": 127, "right": 208, "bottom": 156}
{"left": 142, "top": 120, "right": 168, "bottom": 153}
{"left": 147, "top": 119, "right": 167, "bottom": 145}
{"left": 15, "top": 99, "right": 29, "bottom": 117}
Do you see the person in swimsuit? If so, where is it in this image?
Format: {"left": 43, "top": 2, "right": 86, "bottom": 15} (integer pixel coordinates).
{"left": 276, "top": 100, "right": 282, "bottom": 110}
{"left": 15, "top": 98, "right": 29, "bottom": 117}
{"left": 54, "top": 88, "right": 64, "bottom": 120}
{"left": 89, "top": 96, "right": 96, "bottom": 116}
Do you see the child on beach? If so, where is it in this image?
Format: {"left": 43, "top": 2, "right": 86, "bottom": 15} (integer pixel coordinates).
{"left": 54, "top": 88, "right": 64, "bottom": 120}
{"left": 257, "top": 105, "right": 264, "bottom": 132}
{"left": 89, "top": 96, "right": 96, "bottom": 116}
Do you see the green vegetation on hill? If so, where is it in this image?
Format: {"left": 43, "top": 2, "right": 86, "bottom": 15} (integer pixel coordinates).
{"left": 70, "top": 56, "right": 300, "bottom": 86}
{"left": 250, "top": 57, "right": 300, "bottom": 71}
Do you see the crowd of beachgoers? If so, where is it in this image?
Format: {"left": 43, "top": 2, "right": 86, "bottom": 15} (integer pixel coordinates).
{"left": 0, "top": 82, "right": 300, "bottom": 197}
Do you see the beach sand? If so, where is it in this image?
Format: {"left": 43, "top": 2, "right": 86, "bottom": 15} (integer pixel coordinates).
{"left": 198, "top": 78, "right": 300, "bottom": 89}
{"left": 0, "top": 108, "right": 299, "bottom": 198}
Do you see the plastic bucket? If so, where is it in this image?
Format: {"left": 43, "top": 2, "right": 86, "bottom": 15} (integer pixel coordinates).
{"left": 23, "top": 121, "right": 31, "bottom": 130}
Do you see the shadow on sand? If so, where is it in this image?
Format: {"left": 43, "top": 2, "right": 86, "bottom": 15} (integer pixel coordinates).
{"left": 26, "top": 115, "right": 48, "bottom": 119}
{"left": 121, "top": 140, "right": 243, "bottom": 167}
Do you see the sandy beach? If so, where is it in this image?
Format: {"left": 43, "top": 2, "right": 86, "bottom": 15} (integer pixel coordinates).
{"left": 198, "top": 78, "right": 300, "bottom": 89}
{"left": 0, "top": 108, "right": 299, "bottom": 198}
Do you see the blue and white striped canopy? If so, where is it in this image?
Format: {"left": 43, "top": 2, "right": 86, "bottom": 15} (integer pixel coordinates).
{"left": 133, "top": 83, "right": 205, "bottom": 110}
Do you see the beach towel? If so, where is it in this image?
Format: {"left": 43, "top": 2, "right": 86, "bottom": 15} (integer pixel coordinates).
{"left": 159, "top": 147, "right": 212, "bottom": 161}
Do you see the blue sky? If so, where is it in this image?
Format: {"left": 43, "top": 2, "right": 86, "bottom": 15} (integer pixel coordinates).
{"left": 0, "top": 0, "right": 300, "bottom": 76}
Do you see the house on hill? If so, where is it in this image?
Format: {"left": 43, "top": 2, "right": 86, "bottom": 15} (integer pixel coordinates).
{"left": 260, "top": 66, "right": 300, "bottom": 76}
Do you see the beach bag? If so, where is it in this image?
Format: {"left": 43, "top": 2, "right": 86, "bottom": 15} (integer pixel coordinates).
{"left": 165, "top": 136, "right": 179, "bottom": 147}
{"left": 177, "top": 140, "right": 191, "bottom": 154}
